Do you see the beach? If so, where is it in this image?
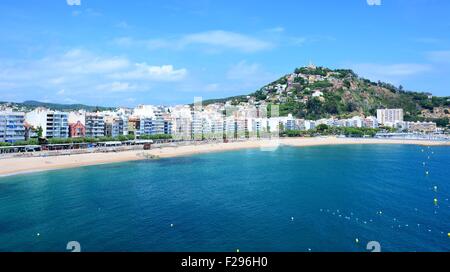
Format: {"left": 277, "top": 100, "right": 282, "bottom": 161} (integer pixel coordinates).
{"left": 1, "top": 137, "right": 449, "bottom": 177}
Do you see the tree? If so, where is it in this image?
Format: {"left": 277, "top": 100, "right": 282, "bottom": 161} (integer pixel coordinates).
{"left": 316, "top": 124, "right": 329, "bottom": 133}
{"left": 36, "top": 126, "right": 43, "bottom": 138}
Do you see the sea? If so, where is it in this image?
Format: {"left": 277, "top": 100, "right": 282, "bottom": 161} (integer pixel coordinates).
{"left": 0, "top": 144, "right": 449, "bottom": 252}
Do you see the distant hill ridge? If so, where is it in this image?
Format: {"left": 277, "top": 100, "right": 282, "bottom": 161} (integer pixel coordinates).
{"left": 0, "top": 100, "right": 114, "bottom": 112}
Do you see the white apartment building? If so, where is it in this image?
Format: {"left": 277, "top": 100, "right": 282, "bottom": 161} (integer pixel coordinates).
{"left": 363, "top": 116, "right": 379, "bottom": 129}
{"left": 170, "top": 106, "right": 193, "bottom": 140}
{"left": 85, "top": 113, "right": 105, "bottom": 138}
{"left": 377, "top": 109, "right": 404, "bottom": 126}
{"left": 133, "top": 105, "right": 171, "bottom": 136}
{"left": 346, "top": 116, "right": 363, "bottom": 128}
{"left": 105, "top": 115, "right": 129, "bottom": 137}
{"left": 304, "top": 120, "right": 316, "bottom": 130}
{"left": 25, "top": 108, "right": 69, "bottom": 138}
{"left": 0, "top": 111, "right": 25, "bottom": 143}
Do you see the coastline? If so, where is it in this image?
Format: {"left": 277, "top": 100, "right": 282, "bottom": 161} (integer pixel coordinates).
{"left": 1, "top": 137, "right": 449, "bottom": 178}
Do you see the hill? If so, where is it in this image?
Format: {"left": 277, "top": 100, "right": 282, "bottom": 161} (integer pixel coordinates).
{"left": 0, "top": 100, "right": 114, "bottom": 112}
{"left": 225, "top": 65, "right": 450, "bottom": 126}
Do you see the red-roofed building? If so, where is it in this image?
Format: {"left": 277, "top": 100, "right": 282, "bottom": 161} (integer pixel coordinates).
{"left": 69, "top": 121, "right": 86, "bottom": 138}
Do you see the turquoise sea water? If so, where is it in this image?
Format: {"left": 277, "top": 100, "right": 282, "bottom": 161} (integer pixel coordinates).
{"left": 1, "top": 144, "right": 450, "bottom": 252}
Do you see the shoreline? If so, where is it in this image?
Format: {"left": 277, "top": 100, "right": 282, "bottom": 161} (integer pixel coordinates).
{"left": 1, "top": 137, "right": 449, "bottom": 178}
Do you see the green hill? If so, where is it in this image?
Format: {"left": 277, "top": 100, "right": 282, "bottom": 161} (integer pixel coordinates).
{"left": 226, "top": 65, "right": 450, "bottom": 126}
{"left": 0, "top": 100, "right": 114, "bottom": 112}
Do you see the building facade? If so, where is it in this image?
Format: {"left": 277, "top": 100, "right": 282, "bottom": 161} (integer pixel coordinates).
{"left": 46, "top": 112, "right": 69, "bottom": 138}
{"left": 139, "top": 118, "right": 171, "bottom": 136}
{"left": 105, "top": 116, "right": 128, "bottom": 138}
{"left": 0, "top": 111, "right": 25, "bottom": 143}
{"left": 69, "top": 121, "right": 86, "bottom": 138}
{"left": 85, "top": 113, "right": 105, "bottom": 138}
{"left": 377, "top": 109, "right": 404, "bottom": 126}
{"left": 25, "top": 108, "right": 69, "bottom": 138}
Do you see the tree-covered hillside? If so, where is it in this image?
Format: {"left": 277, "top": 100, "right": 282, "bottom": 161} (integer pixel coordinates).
{"left": 228, "top": 65, "right": 449, "bottom": 126}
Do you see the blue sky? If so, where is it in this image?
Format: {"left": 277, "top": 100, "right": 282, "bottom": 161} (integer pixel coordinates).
{"left": 0, "top": 0, "right": 449, "bottom": 107}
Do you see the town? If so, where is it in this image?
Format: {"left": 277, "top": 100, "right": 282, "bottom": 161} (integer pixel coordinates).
{"left": 0, "top": 98, "right": 446, "bottom": 153}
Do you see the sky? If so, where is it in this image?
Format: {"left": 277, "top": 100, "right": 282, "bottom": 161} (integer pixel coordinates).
{"left": 0, "top": 0, "right": 449, "bottom": 107}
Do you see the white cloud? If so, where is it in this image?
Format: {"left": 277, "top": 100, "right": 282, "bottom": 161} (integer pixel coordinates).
{"left": 111, "top": 64, "right": 187, "bottom": 81}
{"left": 349, "top": 63, "right": 431, "bottom": 83}
{"left": 265, "top": 27, "right": 285, "bottom": 33}
{"left": 204, "top": 83, "right": 219, "bottom": 92}
{"left": 226, "top": 61, "right": 275, "bottom": 90}
{"left": 0, "top": 49, "right": 187, "bottom": 95}
{"left": 426, "top": 50, "right": 450, "bottom": 63}
{"left": 96, "top": 82, "right": 137, "bottom": 93}
{"left": 367, "top": 0, "right": 381, "bottom": 6}
{"left": 67, "top": 0, "right": 81, "bottom": 6}
{"left": 290, "top": 37, "right": 308, "bottom": 46}
{"left": 227, "top": 61, "right": 264, "bottom": 80}
{"left": 116, "top": 21, "right": 130, "bottom": 29}
{"left": 181, "top": 30, "right": 273, "bottom": 52}
{"left": 114, "top": 30, "right": 273, "bottom": 53}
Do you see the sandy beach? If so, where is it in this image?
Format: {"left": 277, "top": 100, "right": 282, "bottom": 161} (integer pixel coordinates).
{"left": 1, "top": 137, "right": 449, "bottom": 177}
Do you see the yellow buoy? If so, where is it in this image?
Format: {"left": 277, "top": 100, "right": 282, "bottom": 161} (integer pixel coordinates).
{"left": 447, "top": 233, "right": 450, "bottom": 238}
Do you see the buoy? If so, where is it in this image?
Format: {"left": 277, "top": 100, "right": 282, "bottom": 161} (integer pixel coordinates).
{"left": 355, "top": 238, "right": 359, "bottom": 243}
{"left": 236, "top": 249, "right": 240, "bottom": 253}
{"left": 434, "top": 198, "right": 438, "bottom": 205}
{"left": 36, "top": 233, "right": 40, "bottom": 237}
{"left": 291, "top": 217, "right": 294, "bottom": 221}
{"left": 425, "top": 171, "right": 429, "bottom": 175}
{"left": 433, "top": 186, "right": 438, "bottom": 192}
{"left": 447, "top": 233, "right": 450, "bottom": 238}
{"left": 170, "top": 224, "right": 174, "bottom": 228}
{"left": 423, "top": 162, "right": 426, "bottom": 166}
{"left": 308, "top": 248, "right": 312, "bottom": 251}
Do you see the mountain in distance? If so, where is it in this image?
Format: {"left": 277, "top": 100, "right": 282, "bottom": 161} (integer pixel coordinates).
{"left": 0, "top": 100, "right": 114, "bottom": 112}
{"left": 206, "top": 65, "right": 450, "bottom": 126}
